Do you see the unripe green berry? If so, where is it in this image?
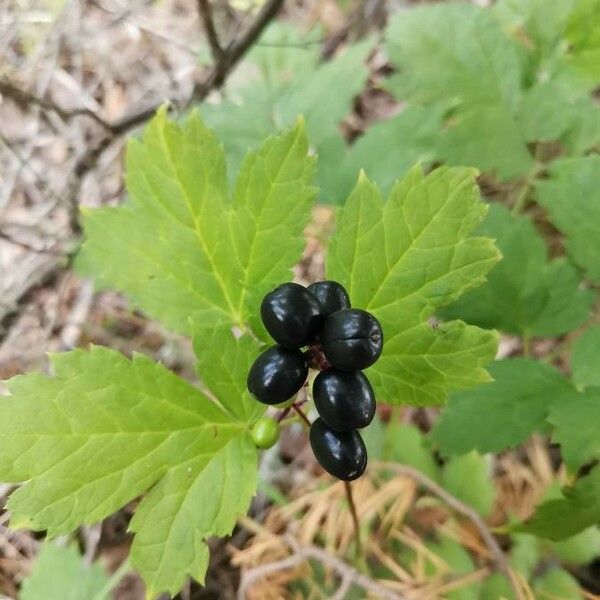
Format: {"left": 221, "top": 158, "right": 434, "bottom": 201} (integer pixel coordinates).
{"left": 250, "top": 417, "right": 280, "bottom": 449}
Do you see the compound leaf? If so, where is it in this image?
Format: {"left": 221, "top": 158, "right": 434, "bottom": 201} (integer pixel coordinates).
{"left": 536, "top": 156, "right": 600, "bottom": 282}
{"left": 432, "top": 359, "right": 577, "bottom": 455}
{"left": 517, "top": 467, "right": 600, "bottom": 539}
{"left": 0, "top": 346, "right": 253, "bottom": 597}
{"left": 327, "top": 166, "right": 500, "bottom": 406}
{"left": 21, "top": 544, "right": 109, "bottom": 600}
{"left": 440, "top": 204, "right": 593, "bottom": 336}
{"left": 77, "top": 109, "right": 316, "bottom": 337}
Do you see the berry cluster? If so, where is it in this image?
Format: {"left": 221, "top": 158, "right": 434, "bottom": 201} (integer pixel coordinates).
{"left": 247, "top": 281, "right": 383, "bottom": 481}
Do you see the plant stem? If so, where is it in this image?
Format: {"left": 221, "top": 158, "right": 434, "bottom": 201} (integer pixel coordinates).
{"left": 291, "top": 403, "right": 311, "bottom": 428}
{"left": 277, "top": 406, "right": 292, "bottom": 422}
{"left": 344, "top": 481, "right": 362, "bottom": 561}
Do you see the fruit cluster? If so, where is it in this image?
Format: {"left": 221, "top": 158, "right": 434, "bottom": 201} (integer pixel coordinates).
{"left": 247, "top": 281, "right": 383, "bottom": 481}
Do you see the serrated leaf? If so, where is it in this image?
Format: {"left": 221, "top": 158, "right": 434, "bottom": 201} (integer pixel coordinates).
{"left": 571, "top": 326, "right": 600, "bottom": 388}
{"left": 432, "top": 359, "right": 577, "bottom": 456}
{"left": 440, "top": 204, "right": 593, "bottom": 336}
{"left": 517, "top": 467, "right": 600, "bottom": 539}
{"left": 193, "top": 323, "right": 263, "bottom": 422}
{"left": 77, "top": 109, "right": 316, "bottom": 336}
{"left": 21, "top": 544, "right": 109, "bottom": 600}
{"left": 130, "top": 435, "right": 256, "bottom": 596}
{"left": 0, "top": 346, "right": 253, "bottom": 596}
{"left": 548, "top": 387, "right": 600, "bottom": 469}
{"left": 327, "top": 166, "right": 499, "bottom": 406}
{"left": 536, "top": 156, "right": 600, "bottom": 282}
{"left": 442, "top": 451, "right": 495, "bottom": 517}
{"left": 385, "top": 4, "right": 532, "bottom": 180}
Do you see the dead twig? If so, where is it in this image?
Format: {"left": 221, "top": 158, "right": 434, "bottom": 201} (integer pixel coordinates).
{"left": 236, "top": 535, "right": 405, "bottom": 600}
{"left": 197, "top": 0, "right": 224, "bottom": 61}
{"left": 374, "top": 462, "right": 523, "bottom": 600}
{"left": 0, "top": 75, "right": 112, "bottom": 131}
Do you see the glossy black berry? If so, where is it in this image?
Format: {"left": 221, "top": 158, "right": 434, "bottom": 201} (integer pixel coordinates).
{"left": 247, "top": 346, "right": 308, "bottom": 405}
{"left": 320, "top": 309, "right": 383, "bottom": 371}
{"left": 260, "top": 282, "right": 323, "bottom": 348}
{"left": 309, "top": 418, "right": 367, "bottom": 481}
{"left": 307, "top": 281, "right": 351, "bottom": 317}
{"left": 313, "top": 370, "right": 376, "bottom": 431}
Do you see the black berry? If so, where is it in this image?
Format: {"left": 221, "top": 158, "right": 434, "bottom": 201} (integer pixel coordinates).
{"left": 260, "top": 282, "right": 323, "bottom": 348}
{"left": 307, "top": 281, "right": 351, "bottom": 317}
{"left": 313, "top": 370, "right": 376, "bottom": 431}
{"left": 309, "top": 418, "right": 367, "bottom": 481}
{"left": 320, "top": 309, "right": 383, "bottom": 371}
{"left": 247, "top": 346, "right": 308, "bottom": 405}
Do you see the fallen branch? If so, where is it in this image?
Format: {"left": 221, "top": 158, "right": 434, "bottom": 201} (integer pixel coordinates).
{"left": 0, "top": 75, "right": 112, "bottom": 131}
{"left": 236, "top": 535, "right": 405, "bottom": 600}
{"left": 374, "top": 461, "right": 523, "bottom": 600}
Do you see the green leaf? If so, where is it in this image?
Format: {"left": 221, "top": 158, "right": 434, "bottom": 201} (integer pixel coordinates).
{"left": 194, "top": 323, "right": 264, "bottom": 422}
{"left": 565, "top": 0, "right": 600, "bottom": 83}
{"left": 326, "top": 166, "right": 500, "bottom": 406}
{"left": 517, "top": 81, "right": 579, "bottom": 142}
{"left": 130, "top": 435, "right": 257, "bottom": 596}
{"left": 536, "top": 156, "right": 600, "bottom": 282}
{"left": 509, "top": 533, "right": 540, "bottom": 577}
{"left": 562, "top": 97, "right": 600, "bottom": 154}
{"left": 385, "top": 4, "right": 532, "bottom": 180}
{"left": 549, "top": 526, "right": 600, "bottom": 564}
{"left": 494, "top": 0, "right": 575, "bottom": 61}
{"left": 0, "top": 346, "right": 254, "bottom": 596}
{"left": 548, "top": 387, "right": 600, "bottom": 469}
{"left": 571, "top": 326, "right": 600, "bottom": 388}
{"left": 426, "top": 537, "right": 480, "bottom": 600}
{"left": 200, "top": 24, "right": 372, "bottom": 202}
{"left": 442, "top": 451, "right": 495, "bottom": 517}
{"left": 517, "top": 467, "right": 600, "bottom": 539}
{"left": 77, "top": 108, "right": 316, "bottom": 336}
{"left": 440, "top": 204, "right": 594, "bottom": 336}
{"left": 534, "top": 568, "right": 584, "bottom": 599}
{"left": 21, "top": 544, "right": 109, "bottom": 600}
{"left": 382, "top": 423, "right": 440, "bottom": 482}
{"left": 319, "top": 105, "right": 444, "bottom": 201}
{"left": 432, "top": 359, "right": 578, "bottom": 456}
{"left": 480, "top": 573, "right": 514, "bottom": 600}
